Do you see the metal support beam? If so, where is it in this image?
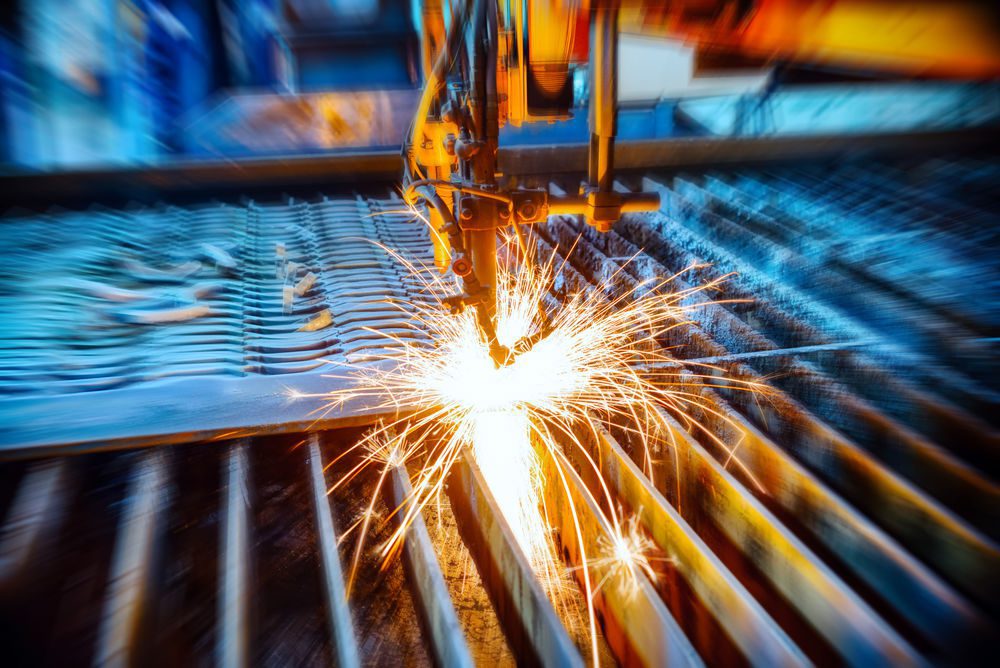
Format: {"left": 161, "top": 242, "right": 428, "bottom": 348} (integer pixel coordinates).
{"left": 448, "top": 450, "right": 583, "bottom": 668}
{"left": 307, "top": 435, "right": 361, "bottom": 668}
{"left": 95, "top": 450, "right": 169, "bottom": 668}
{"left": 388, "top": 464, "right": 474, "bottom": 668}
{"left": 218, "top": 442, "right": 250, "bottom": 668}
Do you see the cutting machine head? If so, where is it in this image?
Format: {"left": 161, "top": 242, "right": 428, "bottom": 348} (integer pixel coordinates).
{"left": 402, "top": 0, "right": 1000, "bottom": 363}
{"left": 403, "top": 1, "right": 661, "bottom": 363}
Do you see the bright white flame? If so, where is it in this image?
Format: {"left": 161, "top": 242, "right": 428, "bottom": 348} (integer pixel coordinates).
{"left": 314, "top": 228, "right": 767, "bottom": 662}
{"left": 470, "top": 410, "right": 549, "bottom": 567}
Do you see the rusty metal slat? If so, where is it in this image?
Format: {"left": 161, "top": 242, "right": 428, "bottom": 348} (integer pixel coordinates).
{"left": 551, "top": 214, "right": 997, "bottom": 533}
{"left": 671, "top": 174, "right": 979, "bottom": 328}
{"left": 574, "top": 421, "right": 813, "bottom": 665}
{"left": 648, "top": 176, "right": 983, "bottom": 370}
{"left": 388, "top": 464, "right": 474, "bottom": 668}
{"left": 664, "top": 377, "right": 991, "bottom": 642}
{"left": 94, "top": 450, "right": 169, "bottom": 668}
{"left": 715, "top": 369, "right": 1000, "bottom": 610}
{"left": 654, "top": 402, "right": 986, "bottom": 652}
{"left": 0, "top": 459, "right": 69, "bottom": 586}
{"left": 542, "top": 211, "right": 1000, "bottom": 613}
{"left": 600, "top": 201, "right": 998, "bottom": 473}
{"left": 629, "top": 181, "right": 998, "bottom": 411}
{"left": 774, "top": 366, "right": 1000, "bottom": 532}
{"left": 801, "top": 358, "right": 1000, "bottom": 476}
{"left": 650, "top": 408, "right": 968, "bottom": 660}
{"left": 536, "top": 439, "right": 708, "bottom": 668}
{"left": 219, "top": 442, "right": 250, "bottom": 668}
{"left": 306, "top": 435, "right": 361, "bottom": 668}
{"left": 532, "top": 224, "right": 984, "bottom": 646}
{"left": 582, "top": 418, "right": 927, "bottom": 665}
{"left": 447, "top": 450, "right": 584, "bottom": 668}
{"left": 638, "top": 181, "right": 998, "bottom": 518}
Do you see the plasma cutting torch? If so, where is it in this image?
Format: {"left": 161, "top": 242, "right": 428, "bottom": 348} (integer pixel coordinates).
{"left": 402, "top": 0, "right": 1000, "bottom": 363}
{"left": 403, "top": 1, "right": 661, "bottom": 363}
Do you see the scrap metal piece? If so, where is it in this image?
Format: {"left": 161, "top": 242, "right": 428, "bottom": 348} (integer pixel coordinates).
{"left": 295, "top": 272, "right": 318, "bottom": 297}
{"left": 299, "top": 309, "right": 332, "bottom": 332}
{"left": 112, "top": 303, "right": 212, "bottom": 325}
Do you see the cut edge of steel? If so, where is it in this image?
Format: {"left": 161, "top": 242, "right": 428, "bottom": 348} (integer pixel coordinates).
{"left": 447, "top": 449, "right": 585, "bottom": 668}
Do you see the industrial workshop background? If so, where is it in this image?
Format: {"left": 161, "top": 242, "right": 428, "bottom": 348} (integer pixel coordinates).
{"left": 0, "top": 1, "right": 997, "bottom": 667}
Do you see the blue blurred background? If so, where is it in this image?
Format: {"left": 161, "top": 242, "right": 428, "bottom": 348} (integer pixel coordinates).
{"left": 1, "top": 0, "right": 997, "bottom": 170}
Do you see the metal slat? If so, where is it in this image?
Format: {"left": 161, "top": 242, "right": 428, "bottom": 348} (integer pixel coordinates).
{"left": 536, "top": 437, "right": 710, "bottom": 668}
{"left": 219, "top": 442, "right": 250, "bottom": 668}
{"left": 658, "top": 177, "right": 998, "bottom": 514}
{"left": 666, "top": 378, "right": 990, "bottom": 644}
{"left": 448, "top": 450, "right": 584, "bottom": 668}
{"left": 95, "top": 450, "right": 169, "bottom": 668}
{"left": 0, "top": 459, "right": 68, "bottom": 586}
{"left": 533, "top": 221, "right": 985, "bottom": 649}
{"left": 647, "top": 176, "right": 987, "bottom": 377}
{"left": 650, "top": 405, "right": 990, "bottom": 653}
{"left": 577, "top": 186, "right": 1000, "bottom": 610}
{"left": 306, "top": 435, "right": 361, "bottom": 668}
{"left": 581, "top": 419, "right": 927, "bottom": 665}
{"left": 546, "top": 213, "right": 997, "bottom": 540}
{"left": 388, "top": 464, "right": 474, "bottom": 668}
{"left": 715, "top": 367, "right": 1000, "bottom": 610}
{"left": 611, "top": 200, "right": 999, "bottom": 472}
{"left": 631, "top": 178, "right": 999, "bottom": 412}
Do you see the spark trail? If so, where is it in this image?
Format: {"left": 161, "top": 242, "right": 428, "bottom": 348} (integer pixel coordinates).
{"left": 301, "top": 225, "right": 766, "bottom": 663}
